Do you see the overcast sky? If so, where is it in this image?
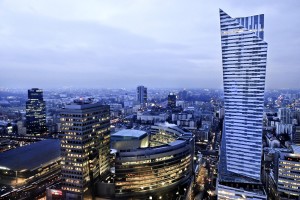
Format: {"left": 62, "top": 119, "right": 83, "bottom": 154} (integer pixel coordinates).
{"left": 1, "top": 0, "right": 299, "bottom": 89}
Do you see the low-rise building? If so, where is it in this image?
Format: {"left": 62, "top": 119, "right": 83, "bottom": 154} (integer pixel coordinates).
{"left": 0, "top": 139, "right": 61, "bottom": 198}
{"left": 137, "top": 111, "right": 167, "bottom": 124}
{"left": 103, "top": 124, "right": 194, "bottom": 199}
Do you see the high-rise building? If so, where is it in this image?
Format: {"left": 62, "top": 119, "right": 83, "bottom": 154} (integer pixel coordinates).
{"left": 167, "top": 93, "right": 176, "bottom": 108}
{"left": 278, "top": 108, "right": 292, "bottom": 124}
{"left": 293, "top": 126, "right": 300, "bottom": 145}
{"left": 60, "top": 100, "right": 110, "bottom": 200}
{"left": 276, "top": 146, "right": 300, "bottom": 199}
{"left": 26, "top": 88, "right": 47, "bottom": 135}
{"left": 137, "top": 85, "right": 147, "bottom": 106}
{"left": 268, "top": 145, "right": 300, "bottom": 200}
{"left": 178, "top": 90, "right": 188, "bottom": 101}
{"left": 218, "top": 9, "right": 268, "bottom": 199}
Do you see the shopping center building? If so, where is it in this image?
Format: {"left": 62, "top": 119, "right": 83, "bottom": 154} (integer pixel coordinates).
{"left": 111, "top": 123, "right": 194, "bottom": 199}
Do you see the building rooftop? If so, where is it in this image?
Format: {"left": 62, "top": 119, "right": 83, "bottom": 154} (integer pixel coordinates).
{"left": 292, "top": 145, "right": 300, "bottom": 154}
{"left": 112, "top": 129, "right": 147, "bottom": 140}
{"left": 218, "top": 181, "right": 266, "bottom": 196}
{"left": 155, "top": 122, "right": 177, "bottom": 128}
{"left": 169, "top": 140, "right": 185, "bottom": 146}
{"left": 63, "top": 102, "right": 106, "bottom": 110}
{"left": 218, "top": 170, "right": 261, "bottom": 184}
{"left": 0, "top": 139, "right": 60, "bottom": 171}
{"left": 152, "top": 122, "right": 192, "bottom": 137}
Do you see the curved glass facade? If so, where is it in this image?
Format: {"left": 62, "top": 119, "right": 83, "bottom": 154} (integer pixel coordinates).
{"left": 114, "top": 124, "right": 194, "bottom": 198}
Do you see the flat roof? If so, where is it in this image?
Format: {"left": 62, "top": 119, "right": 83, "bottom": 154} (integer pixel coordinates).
{"left": 112, "top": 129, "right": 147, "bottom": 139}
{"left": 169, "top": 140, "right": 185, "bottom": 146}
{"left": 64, "top": 102, "right": 106, "bottom": 110}
{"left": 0, "top": 139, "right": 60, "bottom": 171}
{"left": 154, "top": 122, "right": 177, "bottom": 128}
{"left": 292, "top": 145, "right": 300, "bottom": 154}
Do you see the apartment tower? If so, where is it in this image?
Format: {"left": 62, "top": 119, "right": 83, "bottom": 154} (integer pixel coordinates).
{"left": 218, "top": 9, "right": 268, "bottom": 199}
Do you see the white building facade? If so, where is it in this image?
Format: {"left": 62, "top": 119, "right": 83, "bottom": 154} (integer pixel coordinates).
{"left": 220, "top": 9, "right": 268, "bottom": 180}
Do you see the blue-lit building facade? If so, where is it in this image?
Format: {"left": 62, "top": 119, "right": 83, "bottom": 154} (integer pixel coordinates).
{"left": 26, "top": 88, "right": 47, "bottom": 135}
{"left": 137, "top": 85, "right": 147, "bottom": 107}
{"left": 218, "top": 9, "right": 268, "bottom": 199}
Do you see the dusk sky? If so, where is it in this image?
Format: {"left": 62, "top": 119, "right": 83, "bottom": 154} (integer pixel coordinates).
{"left": 1, "top": 0, "right": 299, "bottom": 89}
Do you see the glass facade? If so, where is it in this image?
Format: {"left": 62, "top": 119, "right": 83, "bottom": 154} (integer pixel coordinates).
{"left": 26, "top": 88, "right": 46, "bottom": 135}
{"left": 219, "top": 9, "right": 268, "bottom": 180}
{"left": 114, "top": 124, "right": 194, "bottom": 198}
{"left": 150, "top": 123, "right": 187, "bottom": 147}
{"left": 115, "top": 143, "right": 192, "bottom": 196}
{"left": 137, "top": 85, "right": 147, "bottom": 106}
{"left": 277, "top": 154, "right": 300, "bottom": 198}
{"left": 168, "top": 93, "right": 177, "bottom": 108}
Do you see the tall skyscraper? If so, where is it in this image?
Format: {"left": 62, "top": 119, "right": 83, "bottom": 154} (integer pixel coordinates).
{"left": 60, "top": 100, "right": 110, "bottom": 200}
{"left": 137, "top": 85, "right": 147, "bottom": 106}
{"left": 26, "top": 88, "right": 47, "bottom": 135}
{"left": 168, "top": 93, "right": 176, "bottom": 108}
{"left": 178, "top": 90, "right": 188, "bottom": 101}
{"left": 218, "top": 9, "right": 268, "bottom": 199}
{"left": 278, "top": 108, "right": 292, "bottom": 124}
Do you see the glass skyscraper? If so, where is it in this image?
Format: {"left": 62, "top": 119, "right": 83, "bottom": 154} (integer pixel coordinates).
{"left": 26, "top": 88, "right": 47, "bottom": 135}
{"left": 218, "top": 9, "right": 268, "bottom": 200}
{"left": 219, "top": 8, "right": 267, "bottom": 180}
{"left": 137, "top": 85, "right": 147, "bottom": 106}
{"left": 167, "top": 93, "right": 177, "bottom": 108}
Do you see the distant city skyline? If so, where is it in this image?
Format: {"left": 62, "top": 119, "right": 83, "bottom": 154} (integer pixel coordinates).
{"left": 1, "top": 0, "right": 300, "bottom": 89}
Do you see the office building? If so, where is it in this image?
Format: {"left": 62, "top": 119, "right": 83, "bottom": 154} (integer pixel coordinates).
{"left": 217, "top": 183, "right": 267, "bottom": 200}
{"left": 268, "top": 145, "right": 300, "bottom": 200}
{"left": 137, "top": 85, "right": 147, "bottom": 106}
{"left": 293, "top": 126, "right": 300, "bottom": 145}
{"left": 26, "top": 88, "right": 47, "bottom": 135}
{"left": 277, "top": 146, "right": 300, "bottom": 199}
{"left": 172, "top": 111, "right": 197, "bottom": 130}
{"left": 178, "top": 90, "right": 188, "bottom": 100}
{"left": 60, "top": 100, "right": 110, "bottom": 199}
{"left": 111, "top": 129, "right": 149, "bottom": 150}
{"left": 219, "top": 9, "right": 267, "bottom": 180}
{"left": 137, "top": 111, "right": 167, "bottom": 124}
{"left": 218, "top": 9, "right": 268, "bottom": 199}
{"left": 278, "top": 108, "right": 292, "bottom": 124}
{"left": 279, "top": 146, "right": 300, "bottom": 198}
{"left": 168, "top": 93, "right": 177, "bottom": 108}
{"left": 113, "top": 124, "right": 194, "bottom": 199}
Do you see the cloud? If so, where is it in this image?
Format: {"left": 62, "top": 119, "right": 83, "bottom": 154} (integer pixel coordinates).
{"left": 0, "top": 0, "right": 299, "bottom": 89}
